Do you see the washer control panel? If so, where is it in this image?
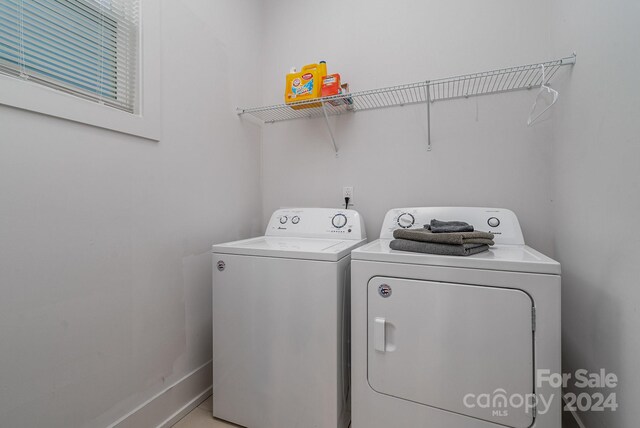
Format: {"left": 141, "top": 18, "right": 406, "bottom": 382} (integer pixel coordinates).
{"left": 267, "top": 208, "right": 366, "bottom": 240}
{"left": 380, "top": 207, "right": 524, "bottom": 245}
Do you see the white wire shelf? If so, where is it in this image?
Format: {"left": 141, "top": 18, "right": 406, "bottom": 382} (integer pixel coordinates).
{"left": 237, "top": 54, "right": 576, "bottom": 153}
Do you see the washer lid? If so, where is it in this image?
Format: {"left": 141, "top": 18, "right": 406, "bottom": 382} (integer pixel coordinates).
{"left": 212, "top": 236, "right": 367, "bottom": 262}
{"left": 352, "top": 239, "right": 560, "bottom": 275}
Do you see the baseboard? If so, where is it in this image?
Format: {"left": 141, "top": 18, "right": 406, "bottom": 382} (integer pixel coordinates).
{"left": 156, "top": 386, "right": 212, "bottom": 428}
{"left": 108, "top": 360, "right": 213, "bottom": 428}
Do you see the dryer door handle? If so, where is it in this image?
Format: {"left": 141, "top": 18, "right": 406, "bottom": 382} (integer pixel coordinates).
{"left": 374, "top": 317, "right": 386, "bottom": 352}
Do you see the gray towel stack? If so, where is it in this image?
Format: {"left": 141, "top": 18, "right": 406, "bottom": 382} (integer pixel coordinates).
{"left": 390, "top": 219, "right": 495, "bottom": 256}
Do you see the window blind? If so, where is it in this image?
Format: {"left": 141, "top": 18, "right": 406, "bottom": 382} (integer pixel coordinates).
{"left": 0, "top": 0, "right": 139, "bottom": 113}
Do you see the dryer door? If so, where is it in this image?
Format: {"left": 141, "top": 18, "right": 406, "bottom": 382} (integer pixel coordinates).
{"left": 367, "top": 277, "right": 535, "bottom": 428}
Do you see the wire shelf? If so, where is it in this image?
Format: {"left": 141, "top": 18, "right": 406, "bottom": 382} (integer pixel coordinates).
{"left": 237, "top": 54, "right": 576, "bottom": 124}
{"left": 429, "top": 57, "right": 570, "bottom": 101}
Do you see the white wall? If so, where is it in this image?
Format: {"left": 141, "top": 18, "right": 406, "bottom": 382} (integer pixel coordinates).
{"left": 1, "top": 1, "right": 637, "bottom": 427}
{"left": 259, "top": 4, "right": 640, "bottom": 426}
{"left": 0, "top": 1, "right": 263, "bottom": 427}
{"left": 550, "top": 1, "right": 640, "bottom": 426}
{"left": 259, "top": 0, "right": 559, "bottom": 255}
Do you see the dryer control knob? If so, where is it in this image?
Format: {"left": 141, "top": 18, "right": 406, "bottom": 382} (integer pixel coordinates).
{"left": 487, "top": 217, "right": 500, "bottom": 228}
{"left": 332, "top": 214, "right": 348, "bottom": 229}
{"left": 279, "top": 216, "right": 288, "bottom": 224}
{"left": 397, "top": 213, "right": 415, "bottom": 229}
{"left": 291, "top": 216, "right": 300, "bottom": 224}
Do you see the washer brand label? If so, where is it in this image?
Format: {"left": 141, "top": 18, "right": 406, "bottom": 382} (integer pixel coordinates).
{"left": 378, "top": 284, "right": 392, "bottom": 298}
{"left": 217, "top": 261, "right": 225, "bottom": 271}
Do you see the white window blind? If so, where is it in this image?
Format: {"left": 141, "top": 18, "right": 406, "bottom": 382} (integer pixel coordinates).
{"left": 0, "top": 0, "right": 139, "bottom": 113}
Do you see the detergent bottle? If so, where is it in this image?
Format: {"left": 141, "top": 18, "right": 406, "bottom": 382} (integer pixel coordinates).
{"left": 285, "top": 61, "right": 328, "bottom": 109}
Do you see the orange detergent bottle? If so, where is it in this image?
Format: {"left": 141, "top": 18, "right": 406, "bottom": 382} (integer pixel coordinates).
{"left": 285, "top": 61, "right": 328, "bottom": 109}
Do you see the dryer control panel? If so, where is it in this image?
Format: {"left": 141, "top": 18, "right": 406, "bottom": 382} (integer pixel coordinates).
{"left": 380, "top": 207, "right": 524, "bottom": 245}
{"left": 266, "top": 208, "right": 366, "bottom": 240}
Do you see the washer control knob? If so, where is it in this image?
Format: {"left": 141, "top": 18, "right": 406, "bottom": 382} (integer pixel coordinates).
{"left": 279, "top": 216, "right": 288, "bottom": 224}
{"left": 291, "top": 216, "right": 300, "bottom": 224}
{"left": 397, "top": 213, "right": 415, "bottom": 229}
{"left": 332, "top": 214, "right": 348, "bottom": 229}
{"left": 487, "top": 217, "right": 500, "bottom": 228}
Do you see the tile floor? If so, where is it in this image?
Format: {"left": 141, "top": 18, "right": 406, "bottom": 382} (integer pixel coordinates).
{"left": 174, "top": 395, "right": 580, "bottom": 428}
{"left": 172, "top": 395, "right": 237, "bottom": 428}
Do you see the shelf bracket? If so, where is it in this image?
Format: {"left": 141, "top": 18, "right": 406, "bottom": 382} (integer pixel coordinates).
{"left": 321, "top": 102, "right": 339, "bottom": 156}
{"left": 426, "top": 82, "right": 432, "bottom": 151}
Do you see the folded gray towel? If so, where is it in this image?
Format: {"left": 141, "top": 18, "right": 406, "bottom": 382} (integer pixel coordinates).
{"left": 393, "top": 228, "right": 495, "bottom": 246}
{"left": 390, "top": 239, "right": 490, "bottom": 256}
{"left": 426, "top": 219, "right": 475, "bottom": 233}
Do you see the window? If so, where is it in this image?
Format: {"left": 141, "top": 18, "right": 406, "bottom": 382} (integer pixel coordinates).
{"left": 0, "top": 0, "right": 139, "bottom": 113}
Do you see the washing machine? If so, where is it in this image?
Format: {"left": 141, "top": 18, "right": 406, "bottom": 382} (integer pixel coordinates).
{"left": 351, "top": 207, "right": 561, "bottom": 428}
{"left": 212, "top": 208, "right": 366, "bottom": 428}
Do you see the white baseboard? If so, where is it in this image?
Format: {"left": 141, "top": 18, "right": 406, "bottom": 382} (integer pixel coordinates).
{"left": 108, "top": 360, "right": 213, "bottom": 428}
{"left": 156, "top": 386, "right": 212, "bottom": 428}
